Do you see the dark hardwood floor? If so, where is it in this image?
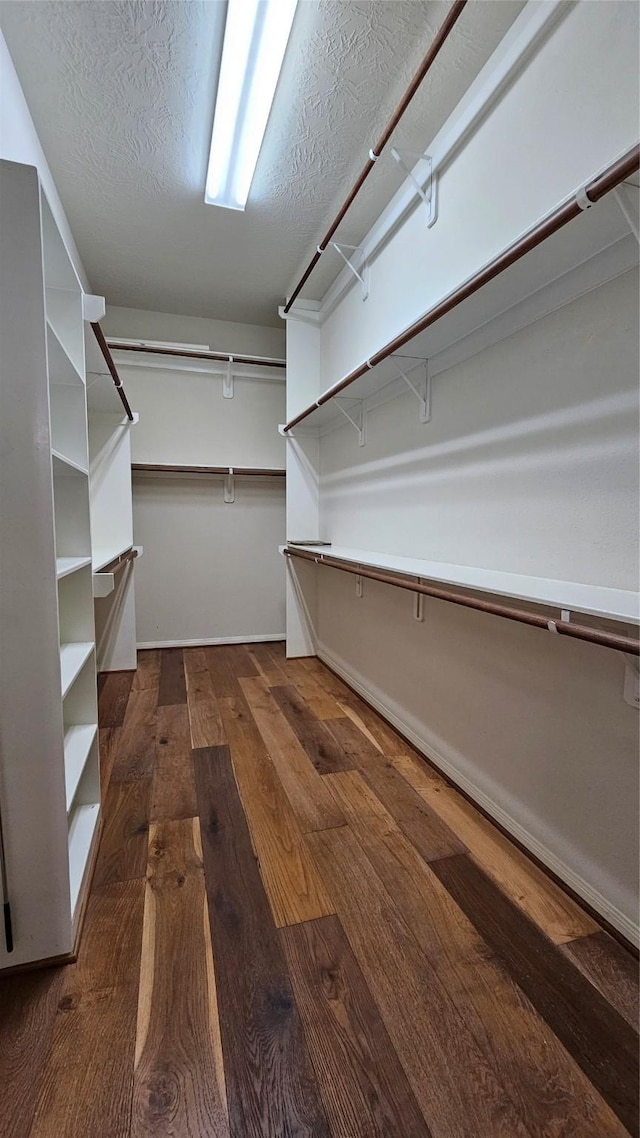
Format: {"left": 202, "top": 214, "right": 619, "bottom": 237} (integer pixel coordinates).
{"left": 1, "top": 644, "right": 638, "bottom": 1137}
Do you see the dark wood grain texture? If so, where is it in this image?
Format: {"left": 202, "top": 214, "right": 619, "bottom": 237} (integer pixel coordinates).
{"left": 306, "top": 824, "right": 531, "bottom": 1138}
{"left": 132, "top": 818, "right": 228, "bottom": 1137}
{"left": 281, "top": 915, "right": 432, "bottom": 1137}
{"left": 157, "top": 648, "right": 187, "bottom": 706}
{"left": 239, "top": 676, "right": 345, "bottom": 833}
{"left": 205, "top": 647, "right": 239, "bottom": 699}
{"left": 132, "top": 649, "right": 161, "bottom": 695}
{"left": 359, "top": 754, "right": 466, "bottom": 862}
{"left": 98, "top": 670, "right": 135, "bottom": 727}
{"left": 193, "top": 744, "right": 329, "bottom": 1137}
{"left": 184, "top": 649, "right": 226, "bottom": 748}
{"left": 327, "top": 771, "right": 628, "bottom": 1138}
{"left": 218, "top": 695, "right": 333, "bottom": 926}
{"left": 432, "top": 854, "right": 639, "bottom": 1137}
{"left": 562, "top": 930, "right": 639, "bottom": 1030}
{"left": 0, "top": 967, "right": 65, "bottom": 1138}
{"left": 93, "top": 778, "right": 152, "bottom": 887}
{"left": 151, "top": 703, "right": 198, "bottom": 821}
{"left": 110, "top": 689, "right": 157, "bottom": 783}
{"left": 29, "top": 880, "right": 145, "bottom": 1138}
{"left": 271, "top": 686, "right": 355, "bottom": 774}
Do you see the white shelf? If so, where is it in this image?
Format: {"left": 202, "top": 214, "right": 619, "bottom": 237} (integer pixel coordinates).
{"left": 60, "top": 641, "right": 94, "bottom": 697}
{"left": 56, "top": 556, "right": 92, "bottom": 580}
{"left": 52, "top": 450, "right": 88, "bottom": 478}
{"left": 289, "top": 544, "right": 640, "bottom": 626}
{"left": 92, "top": 542, "right": 134, "bottom": 572}
{"left": 285, "top": 197, "right": 637, "bottom": 437}
{"left": 68, "top": 803, "right": 100, "bottom": 916}
{"left": 64, "top": 724, "right": 98, "bottom": 813}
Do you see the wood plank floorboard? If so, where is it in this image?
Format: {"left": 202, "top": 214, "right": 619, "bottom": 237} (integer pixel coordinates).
{"left": 218, "top": 695, "right": 334, "bottom": 926}
{"left": 132, "top": 818, "right": 228, "bottom": 1137}
{"left": 93, "top": 777, "right": 152, "bottom": 887}
{"left": 150, "top": 704, "right": 197, "bottom": 821}
{"left": 98, "top": 670, "right": 135, "bottom": 727}
{"left": 239, "top": 676, "right": 345, "bottom": 833}
{"left": 132, "top": 649, "right": 161, "bottom": 695}
{"left": 0, "top": 967, "right": 65, "bottom": 1138}
{"left": 327, "top": 771, "right": 629, "bottom": 1138}
{"left": 157, "top": 648, "right": 187, "bottom": 706}
{"left": 1, "top": 647, "right": 634, "bottom": 1138}
{"left": 271, "top": 685, "right": 355, "bottom": 774}
{"left": 29, "top": 879, "right": 146, "bottom": 1138}
{"left": 562, "top": 930, "right": 639, "bottom": 1030}
{"left": 184, "top": 649, "right": 226, "bottom": 748}
{"left": 307, "top": 824, "right": 532, "bottom": 1138}
{"left": 281, "top": 914, "right": 432, "bottom": 1137}
{"left": 432, "top": 853, "right": 639, "bottom": 1137}
{"left": 193, "top": 744, "right": 329, "bottom": 1137}
{"left": 109, "top": 688, "right": 158, "bottom": 783}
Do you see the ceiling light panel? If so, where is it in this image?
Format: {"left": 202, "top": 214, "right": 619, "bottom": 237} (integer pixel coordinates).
{"left": 205, "top": 0, "right": 298, "bottom": 211}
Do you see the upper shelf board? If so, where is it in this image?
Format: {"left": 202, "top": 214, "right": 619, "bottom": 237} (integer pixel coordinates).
{"left": 288, "top": 544, "right": 640, "bottom": 626}
{"left": 285, "top": 192, "right": 638, "bottom": 436}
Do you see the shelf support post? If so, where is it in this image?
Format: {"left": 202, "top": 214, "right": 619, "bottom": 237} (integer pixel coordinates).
{"left": 390, "top": 148, "right": 437, "bottom": 227}
{"left": 223, "top": 467, "right": 235, "bottom": 503}
{"left": 333, "top": 398, "right": 367, "bottom": 446}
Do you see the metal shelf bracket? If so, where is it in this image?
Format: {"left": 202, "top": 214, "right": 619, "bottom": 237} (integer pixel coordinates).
{"left": 223, "top": 356, "right": 234, "bottom": 399}
{"left": 223, "top": 467, "right": 235, "bottom": 503}
{"left": 329, "top": 243, "right": 369, "bottom": 300}
{"left": 391, "top": 148, "right": 437, "bottom": 227}
{"left": 393, "top": 356, "right": 432, "bottom": 423}
{"left": 356, "top": 573, "right": 364, "bottom": 598}
{"left": 333, "top": 397, "right": 367, "bottom": 446}
{"left": 614, "top": 184, "right": 640, "bottom": 244}
{"left": 414, "top": 581, "right": 424, "bottom": 622}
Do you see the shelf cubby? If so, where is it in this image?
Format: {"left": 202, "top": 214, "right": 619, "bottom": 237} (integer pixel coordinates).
{"left": 53, "top": 468, "right": 91, "bottom": 558}
{"left": 50, "top": 383, "right": 89, "bottom": 471}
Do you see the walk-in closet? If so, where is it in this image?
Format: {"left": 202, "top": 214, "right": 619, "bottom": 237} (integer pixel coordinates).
{"left": 0, "top": 1, "right": 638, "bottom": 1135}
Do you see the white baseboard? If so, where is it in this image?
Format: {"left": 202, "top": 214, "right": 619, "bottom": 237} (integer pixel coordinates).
{"left": 137, "top": 633, "right": 285, "bottom": 649}
{"left": 317, "top": 639, "right": 639, "bottom": 947}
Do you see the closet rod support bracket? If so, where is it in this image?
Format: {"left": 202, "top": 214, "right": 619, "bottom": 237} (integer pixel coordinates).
{"left": 333, "top": 397, "right": 367, "bottom": 446}
{"left": 391, "top": 148, "right": 437, "bottom": 227}
{"left": 393, "top": 356, "right": 432, "bottom": 423}
{"left": 613, "top": 186, "right": 640, "bottom": 243}
{"left": 224, "top": 468, "right": 235, "bottom": 503}
{"left": 330, "top": 243, "right": 369, "bottom": 300}
{"left": 223, "top": 357, "right": 234, "bottom": 399}
{"left": 622, "top": 653, "right": 640, "bottom": 709}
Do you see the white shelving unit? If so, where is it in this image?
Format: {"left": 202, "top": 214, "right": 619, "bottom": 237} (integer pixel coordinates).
{"left": 0, "top": 159, "right": 101, "bottom": 970}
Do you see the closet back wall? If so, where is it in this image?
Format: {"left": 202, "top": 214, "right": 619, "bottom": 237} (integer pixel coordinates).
{"left": 103, "top": 306, "right": 286, "bottom": 647}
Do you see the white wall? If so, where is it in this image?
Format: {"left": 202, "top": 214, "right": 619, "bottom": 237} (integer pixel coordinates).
{"left": 0, "top": 30, "right": 89, "bottom": 289}
{"left": 314, "top": 271, "right": 639, "bottom": 939}
{"left": 109, "top": 306, "right": 287, "bottom": 646}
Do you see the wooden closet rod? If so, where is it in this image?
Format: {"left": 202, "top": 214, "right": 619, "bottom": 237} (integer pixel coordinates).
{"left": 284, "top": 547, "right": 640, "bottom": 656}
{"left": 283, "top": 0, "right": 467, "bottom": 313}
{"left": 108, "top": 342, "right": 286, "bottom": 369}
{"left": 283, "top": 144, "right": 640, "bottom": 432}
{"left": 132, "top": 463, "right": 285, "bottom": 477}
{"left": 91, "top": 323, "right": 134, "bottom": 421}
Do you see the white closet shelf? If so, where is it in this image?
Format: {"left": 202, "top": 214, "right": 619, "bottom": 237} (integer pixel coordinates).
{"left": 47, "top": 323, "right": 84, "bottom": 387}
{"left": 288, "top": 544, "right": 640, "bottom": 626}
{"left": 60, "top": 641, "right": 94, "bottom": 697}
{"left": 52, "top": 450, "right": 89, "bottom": 477}
{"left": 56, "top": 555, "right": 92, "bottom": 580}
{"left": 64, "top": 723, "right": 98, "bottom": 813}
{"left": 92, "top": 543, "right": 135, "bottom": 573}
{"left": 68, "top": 803, "right": 100, "bottom": 916}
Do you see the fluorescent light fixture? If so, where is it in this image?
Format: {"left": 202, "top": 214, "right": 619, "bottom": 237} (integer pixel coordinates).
{"left": 205, "top": 0, "right": 298, "bottom": 211}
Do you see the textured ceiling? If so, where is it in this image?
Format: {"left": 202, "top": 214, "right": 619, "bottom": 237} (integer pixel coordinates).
{"left": 0, "top": 0, "right": 525, "bottom": 327}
